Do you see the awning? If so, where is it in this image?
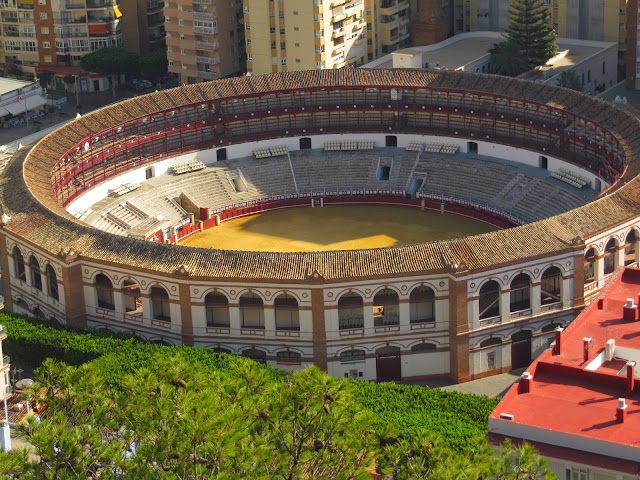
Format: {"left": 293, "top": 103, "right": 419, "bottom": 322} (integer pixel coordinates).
{"left": 0, "top": 106, "right": 9, "bottom": 118}
{"left": 5, "top": 95, "right": 47, "bottom": 116}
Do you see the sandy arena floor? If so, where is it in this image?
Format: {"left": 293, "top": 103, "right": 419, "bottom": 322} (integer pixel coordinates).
{"left": 180, "top": 205, "right": 497, "bottom": 252}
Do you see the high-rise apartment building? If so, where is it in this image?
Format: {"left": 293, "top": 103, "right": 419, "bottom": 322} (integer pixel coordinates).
{"left": 626, "top": 0, "right": 638, "bottom": 88}
{"left": 165, "top": 0, "right": 245, "bottom": 84}
{"left": 244, "top": 0, "right": 415, "bottom": 75}
{"left": 0, "top": 0, "right": 123, "bottom": 80}
{"left": 120, "top": 0, "right": 166, "bottom": 55}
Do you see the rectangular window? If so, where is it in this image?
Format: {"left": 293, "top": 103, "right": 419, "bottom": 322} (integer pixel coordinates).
{"left": 42, "top": 41, "right": 51, "bottom": 48}
{"left": 41, "top": 27, "right": 49, "bottom": 34}
{"left": 39, "top": 12, "right": 47, "bottom": 20}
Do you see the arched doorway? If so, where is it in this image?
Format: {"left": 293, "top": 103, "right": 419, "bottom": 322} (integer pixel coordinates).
{"left": 624, "top": 231, "right": 637, "bottom": 266}
{"left": 242, "top": 348, "right": 267, "bottom": 364}
{"left": 584, "top": 248, "right": 596, "bottom": 283}
{"left": 373, "top": 288, "right": 399, "bottom": 327}
{"left": 511, "top": 330, "right": 532, "bottom": 370}
{"left": 603, "top": 239, "right": 617, "bottom": 275}
{"left": 375, "top": 346, "right": 401, "bottom": 382}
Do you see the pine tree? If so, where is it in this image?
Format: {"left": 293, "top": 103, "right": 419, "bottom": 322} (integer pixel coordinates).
{"left": 506, "top": 0, "right": 557, "bottom": 70}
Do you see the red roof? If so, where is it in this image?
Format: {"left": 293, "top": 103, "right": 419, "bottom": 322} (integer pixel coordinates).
{"left": 489, "top": 268, "right": 640, "bottom": 470}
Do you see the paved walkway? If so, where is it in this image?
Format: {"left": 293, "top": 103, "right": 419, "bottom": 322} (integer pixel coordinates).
{"left": 409, "top": 368, "right": 525, "bottom": 398}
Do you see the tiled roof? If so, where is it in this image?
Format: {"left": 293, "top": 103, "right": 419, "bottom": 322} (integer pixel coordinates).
{"left": 4, "top": 70, "right": 640, "bottom": 280}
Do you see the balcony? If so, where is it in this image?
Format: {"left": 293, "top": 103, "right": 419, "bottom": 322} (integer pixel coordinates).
{"left": 193, "top": 11, "right": 217, "bottom": 20}
{"left": 197, "top": 70, "right": 220, "bottom": 79}
{"left": 195, "top": 40, "right": 219, "bottom": 50}
{"left": 86, "top": 0, "right": 116, "bottom": 8}
{"left": 2, "top": 355, "right": 9, "bottom": 366}
{"left": 194, "top": 26, "right": 217, "bottom": 34}
{"left": 193, "top": 0, "right": 216, "bottom": 3}
{"left": 196, "top": 55, "right": 220, "bottom": 64}
{"left": 66, "top": 1, "right": 86, "bottom": 8}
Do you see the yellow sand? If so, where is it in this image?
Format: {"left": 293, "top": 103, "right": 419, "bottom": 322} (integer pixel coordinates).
{"left": 180, "top": 205, "right": 496, "bottom": 252}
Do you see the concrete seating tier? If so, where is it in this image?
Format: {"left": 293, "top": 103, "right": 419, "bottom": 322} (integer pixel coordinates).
{"left": 253, "top": 145, "right": 287, "bottom": 158}
{"left": 172, "top": 159, "right": 206, "bottom": 175}
{"left": 406, "top": 142, "right": 425, "bottom": 152}
{"left": 424, "top": 143, "right": 459, "bottom": 154}
{"left": 110, "top": 182, "right": 141, "bottom": 196}
{"left": 550, "top": 168, "right": 590, "bottom": 189}
{"left": 324, "top": 140, "right": 375, "bottom": 151}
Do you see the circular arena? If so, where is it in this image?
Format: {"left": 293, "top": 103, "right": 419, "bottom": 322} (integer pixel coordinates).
{"left": 3, "top": 69, "right": 640, "bottom": 382}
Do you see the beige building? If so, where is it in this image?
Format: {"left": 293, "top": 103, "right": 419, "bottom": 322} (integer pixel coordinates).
{"left": 165, "top": 0, "right": 244, "bottom": 84}
{"left": 244, "top": 0, "right": 412, "bottom": 75}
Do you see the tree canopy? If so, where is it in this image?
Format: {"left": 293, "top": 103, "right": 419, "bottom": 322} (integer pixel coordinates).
{"left": 507, "top": 0, "right": 557, "bottom": 70}
{"left": 557, "top": 70, "right": 583, "bottom": 92}
{"left": 140, "top": 49, "right": 168, "bottom": 79}
{"left": 79, "top": 48, "right": 140, "bottom": 77}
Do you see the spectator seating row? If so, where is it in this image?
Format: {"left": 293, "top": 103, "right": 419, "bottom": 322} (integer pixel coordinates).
{"left": 324, "top": 140, "right": 375, "bottom": 151}
{"left": 172, "top": 159, "right": 206, "bottom": 175}
{"left": 253, "top": 145, "right": 288, "bottom": 159}
{"left": 110, "top": 182, "right": 141, "bottom": 196}
{"left": 405, "top": 142, "right": 425, "bottom": 152}
{"left": 550, "top": 168, "right": 590, "bottom": 189}
{"left": 425, "top": 143, "right": 459, "bottom": 154}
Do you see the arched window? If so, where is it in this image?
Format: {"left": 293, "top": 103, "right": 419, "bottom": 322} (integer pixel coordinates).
{"left": 340, "top": 349, "right": 366, "bottom": 362}
{"left": 15, "top": 298, "right": 29, "bottom": 312}
{"left": 242, "top": 348, "right": 266, "bottom": 364}
{"left": 541, "top": 322, "right": 561, "bottom": 333}
{"left": 275, "top": 293, "right": 299, "bottom": 331}
{"left": 151, "top": 286, "right": 171, "bottom": 321}
{"left": 510, "top": 273, "right": 531, "bottom": 312}
{"left": 123, "top": 280, "right": 142, "bottom": 315}
{"left": 95, "top": 274, "right": 115, "bottom": 310}
{"left": 338, "top": 292, "right": 364, "bottom": 329}
{"left": 205, "top": 292, "right": 229, "bottom": 327}
{"left": 479, "top": 280, "right": 500, "bottom": 320}
{"left": 276, "top": 350, "right": 302, "bottom": 364}
{"left": 46, "top": 265, "right": 59, "bottom": 301}
{"left": 411, "top": 342, "right": 437, "bottom": 352}
{"left": 584, "top": 248, "right": 596, "bottom": 283}
{"left": 13, "top": 247, "right": 25, "bottom": 282}
{"left": 32, "top": 307, "right": 45, "bottom": 319}
{"left": 541, "top": 267, "right": 562, "bottom": 306}
{"left": 29, "top": 256, "right": 42, "bottom": 291}
{"left": 480, "top": 337, "right": 502, "bottom": 348}
{"left": 373, "top": 288, "right": 399, "bottom": 327}
{"left": 409, "top": 286, "right": 435, "bottom": 324}
{"left": 624, "top": 231, "right": 637, "bottom": 266}
{"left": 603, "top": 239, "right": 617, "bottom": 275}
{"left": 240, "top": 292, "right": 264, "bottom": 329}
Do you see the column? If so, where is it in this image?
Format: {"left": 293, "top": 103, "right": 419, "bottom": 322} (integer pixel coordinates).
{"left": 531, "top": 282, "right": 541, "bottom": 316}
{"left": 467, "top": 295, "right": 479, "bottom": 331}
{"left": 595, "top": 254, "right": 604, "bottom": 287}
{"left": 141, "top": 296, "right": 152, "bottom": 324}
{"left": 178, "top": 283, "right": 194, "bottom": 346}
{"left": 0, "top": 235, "right": 13, "bottom": 311}
{"left": 573, "top": 250, "right": 586, "bottom": 309}
{"left": 616, "top": 245, "right": 626, "bottom": 268}
{"left": 499, "top": 288, "right": 510, "bottom": 323}
{"left": 229, "top": 304, "right": 241, "bottom": 333}
{"left": 264, "top": 305, "right": 276, "bottom": 335}
{"left": 448, "top": 277, "right": 470, "bottom": 383}
{"left": 363, "top": 301, "right": 374, "bottom": 332}
{"left": 112, "top": 288, "right": 124, "bottom": 320}
{"left": 311, "top": 288, "right": 328, "bottom": 371}
{"left": 62, "top": 262, "right": 87, "bottom": 329}
{"left": 561, "top": 276, "right": 571, "bottom": 308}
{"left": 399, "top": 299, "right": 411, "bottom": 331}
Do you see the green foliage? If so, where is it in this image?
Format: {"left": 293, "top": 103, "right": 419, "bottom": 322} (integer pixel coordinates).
{"left": 80, "top": 48, "right": 140, "bottom": 77}
{"left": 62, "top": 74, "right": 75, "bottom": 86}
{"left": 140, "top": 49, "right": 168, "bottom": 79}
{"left": 507, "top": 0, "right": 557, "bottom": 70}
{"left": 557, "top": 70, "right": 583, "bottom": 92}
{"left": 38, "top": 71, "right": 53, "bottom": 89}
{"left": 490, "top": 38, "right": 528, "bottom": 77}
{"left": 353, "top": 382, "right": 498, "bottom": 452}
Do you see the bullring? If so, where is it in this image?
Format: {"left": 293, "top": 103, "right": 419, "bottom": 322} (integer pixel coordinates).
{"left": 1, "top": 69, "right": 639, "bottom": 382}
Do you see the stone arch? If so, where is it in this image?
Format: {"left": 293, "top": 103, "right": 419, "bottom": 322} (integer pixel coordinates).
{"left": 239, "top": 292, "right": 265, "bottom": 329}
{"left": 540, "top": 266, "right": 562, "bottom": 307}
{"left": 479, "top": 279, "right": 501, "bottom": 320}
{"left": 45, "top": 264, "right": 59, "bottom": 301}
{"left": 338, "top": 291, "right": 364, "bottom": 330}
{"left": 338, "top": 348, "right": 367, "bottom": 363}
{"left": 584, "top": 247, "right": 596, "bottom": 283}
{"left": 150, "top": 285, "right": 171, "bottom": 322}
{"left": 479, "top": 337, "right": 502, "bottom": 348}
{"left": 603, "top": 238, "right": 617, "bottom": 275}
{"left": 29, "top": 255, "right": 42, "bottom": 291}
{"left": 95, "top": 273, "right": 115, "bottom": 310}
{"left": 410, "top": 342, "right": 438, "bottom": 352}
{"left": 204, "top": 291, "right": 230, "bottom": 328}
{"left": 242, "top": 347, "right": 267, "bottom": 364}
{"left": 274, "top": 293, "right": 300, "bottom": 331}
{"left": 373, "top": 288, "right": 400, "bottom": 327}
{"left": 409, "top": 285, "right": 435, "bottom": 324}
{"left": 510, "top": 273, "right": 532, "bottom": 312}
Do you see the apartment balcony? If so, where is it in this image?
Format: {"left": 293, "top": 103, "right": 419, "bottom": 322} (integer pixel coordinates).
{"left": 193, "top": 11, "right": 217, "bottom": 21}
{"left": 66, "top": 1, "right": 86, "bottom": 8}
{"left": 331, "top": 26, "right": 345, "bottom": 38}
{"left": 148, "top": 17, "right": 165, "bottom": 28}
{"left": 195, "top": 40, "right": 219, "bottom": 50}
{"left": 86, "top": 0, "right": 117, "bottom": 8}
{"left": 194, "top": 26, "right": 217, "bottom": 34}
{"left": 193, "top": 0, "right": 216, "bottom": 4}
{"left": 197, "top": 70, "right": 220, "bottom": 79}
{"left": 380, "top": 0, "right": 408, "bottom": 16}
{"left": 196, "top": 55, "right": 219, "bottom": 64}
{"left": 147, "top": 1, "right": 164, "bottom": 13}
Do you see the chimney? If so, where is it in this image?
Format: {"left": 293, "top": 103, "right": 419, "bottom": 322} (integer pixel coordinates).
{"left": 582, "top": 337, "right": 593, "bottom": 363}
{"left": 518, "top": 371, "right": 533, "bottom": 394}
{"left": 605, "top": 339, "right": 615, "bottom": 361}
{"left": 627, "top": 361, "right": 636, "bottom": 396}
{"left": 616, "top": 398, "right": 627, "bottom": 424}
{"left": 623, "top": 298, "right": 637, "bottom": 321}
{"left": 553, "top": 326, "right": 564, "bottom": 355}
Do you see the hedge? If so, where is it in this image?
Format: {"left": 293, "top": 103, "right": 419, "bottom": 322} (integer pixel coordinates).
{"left": 0, "top": 313, "right": 496, "bottom": 451}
